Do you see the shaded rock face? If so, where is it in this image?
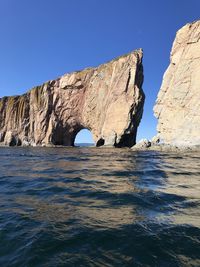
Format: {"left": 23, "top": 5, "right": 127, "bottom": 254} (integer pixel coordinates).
{"left": 0, "top": 50, "right": 144, "bottom": 147}
{"left": 154, "top": 21, "right": 200, "bottom": 146}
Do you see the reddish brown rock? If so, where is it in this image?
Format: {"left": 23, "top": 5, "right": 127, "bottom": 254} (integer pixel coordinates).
{"left": 0, "top": 50, "right": 144, "bottom": 147}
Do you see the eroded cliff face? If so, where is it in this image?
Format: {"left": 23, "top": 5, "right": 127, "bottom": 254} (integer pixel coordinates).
{"left": 0, "top": 50, "right": 144, "bottom": 147}
{"left": 154, "top": 21, "right": 200, "bottom": 146}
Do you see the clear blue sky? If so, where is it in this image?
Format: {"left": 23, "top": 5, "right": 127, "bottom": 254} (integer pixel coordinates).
{"left": 0, "top": 0, "right": 199, "bottom": 143}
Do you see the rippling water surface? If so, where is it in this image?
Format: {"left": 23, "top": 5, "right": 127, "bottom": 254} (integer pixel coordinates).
{"left": 0, "top": 147, "right": 200, "bottom": 267}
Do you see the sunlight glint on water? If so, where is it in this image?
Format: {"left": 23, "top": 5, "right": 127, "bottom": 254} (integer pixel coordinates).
{"left": 0, "top": 147, "right": 200, "bottom": 267}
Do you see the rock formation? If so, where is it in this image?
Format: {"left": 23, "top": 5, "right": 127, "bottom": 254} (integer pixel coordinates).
{"left": 154, "top": 20, "right": 200, "bottom": 146}
{"left": 131, "top": 138, "right": 151, "bottom": 150}
{"left": 0, "top": 50, "right": 145, "bottom": 147}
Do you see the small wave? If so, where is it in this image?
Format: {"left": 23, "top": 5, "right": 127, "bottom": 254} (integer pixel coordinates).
{"left": 0, "top": 148, "right": 200, "bottom": 266}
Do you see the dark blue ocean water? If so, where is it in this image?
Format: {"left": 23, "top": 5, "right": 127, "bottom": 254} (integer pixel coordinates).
{"left": 0, "top": 147, "right": 200, "bottom": 267}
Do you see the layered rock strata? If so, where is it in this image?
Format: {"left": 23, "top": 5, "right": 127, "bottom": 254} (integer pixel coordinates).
{"left": 154, "top": 21, "right": 200, "bottom": 146}
{"left": 0, "top": 50, "right": 144, "bottom": 147}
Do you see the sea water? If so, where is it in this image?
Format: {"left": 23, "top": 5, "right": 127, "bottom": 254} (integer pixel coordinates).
{"left": 0, "top": 147, "right": 200, "bottom": 266}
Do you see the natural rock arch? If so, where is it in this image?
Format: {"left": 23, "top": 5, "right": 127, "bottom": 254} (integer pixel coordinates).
{"left": 0, "top": 50, "right": 145, "bottom": 147}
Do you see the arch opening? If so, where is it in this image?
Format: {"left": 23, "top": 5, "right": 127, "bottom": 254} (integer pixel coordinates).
{"left": 74, "top": 129, "right": 95, "bottom": 147}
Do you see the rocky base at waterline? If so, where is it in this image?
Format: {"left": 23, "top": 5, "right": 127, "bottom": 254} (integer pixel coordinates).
{"left": 131, "top": 138, "right": 200, "bottom": 152}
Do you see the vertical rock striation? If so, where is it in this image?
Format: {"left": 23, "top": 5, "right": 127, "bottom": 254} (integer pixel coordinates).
{"left": 154, "top": 21, "right": 200, "bottom": 146}
{"left": 0, "top": 49, "right": 145, "bottom": 147}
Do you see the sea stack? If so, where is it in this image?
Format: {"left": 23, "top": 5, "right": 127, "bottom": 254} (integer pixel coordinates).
{"left": 0, "top": 50, "right": 145, "bottom": 147}
{"left": 154, "top": 21, "right": 200, "bottom": 146}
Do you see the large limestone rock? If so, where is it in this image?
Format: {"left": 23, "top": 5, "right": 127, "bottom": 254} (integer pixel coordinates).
{"left": 0, "top": 50, "right": 144, "bottom": 147}
{"left": 154, "top": 21, "right": 200, "bottom": 146}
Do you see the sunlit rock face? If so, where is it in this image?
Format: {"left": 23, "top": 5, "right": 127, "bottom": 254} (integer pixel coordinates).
{"left": 0, "top": 50, "right": 144, "bottom": 147}
{"left": 154, "top": 21, "right": 200, "bottom": 146}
